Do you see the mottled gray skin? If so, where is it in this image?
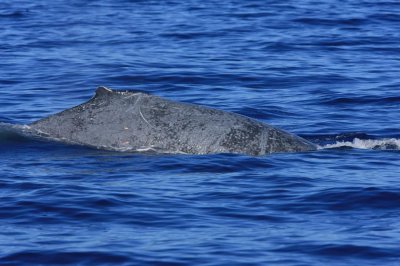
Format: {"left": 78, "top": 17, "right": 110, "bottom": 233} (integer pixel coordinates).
{"left": 29, "top": 87, "right": 316, "bottom": 155}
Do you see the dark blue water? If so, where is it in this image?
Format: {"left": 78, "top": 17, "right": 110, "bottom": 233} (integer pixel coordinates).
{"left": 1, "top": 1, "right": 400, "bottom": 265}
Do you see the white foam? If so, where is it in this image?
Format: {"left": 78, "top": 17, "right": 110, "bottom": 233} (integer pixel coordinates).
{"left": 320, "top": 138, "right": 400, "bottom": 150}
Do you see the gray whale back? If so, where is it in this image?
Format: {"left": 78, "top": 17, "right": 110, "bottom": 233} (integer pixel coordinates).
{"left": 29, "top": 87, "right": 316, "bottom": 155}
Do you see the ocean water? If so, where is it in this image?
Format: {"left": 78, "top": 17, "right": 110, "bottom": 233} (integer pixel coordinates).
{"left": 1, "top": 0, "right": 400, "bottom": 265}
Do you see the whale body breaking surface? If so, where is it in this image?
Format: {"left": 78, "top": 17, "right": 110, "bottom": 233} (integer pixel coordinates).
{"left": 28, "top": 87, "right": 316, "bottom": 155}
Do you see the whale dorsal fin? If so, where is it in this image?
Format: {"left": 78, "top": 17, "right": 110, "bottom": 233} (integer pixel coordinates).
{"left": 95, "top": 86, "right": 113, "bottom": 98}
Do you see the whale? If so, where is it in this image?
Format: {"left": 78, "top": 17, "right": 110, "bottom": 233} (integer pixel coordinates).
{"left": 28, "top": 87, "right": 316, "bottom": 155}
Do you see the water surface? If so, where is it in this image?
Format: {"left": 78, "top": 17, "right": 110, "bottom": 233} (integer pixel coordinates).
{"left": 1, "top": 0, "right": 400, "bottom": 265}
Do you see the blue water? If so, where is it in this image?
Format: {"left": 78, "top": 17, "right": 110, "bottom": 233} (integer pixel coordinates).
{"left": 1, "top": 0, "right": 400, "bottom": 265}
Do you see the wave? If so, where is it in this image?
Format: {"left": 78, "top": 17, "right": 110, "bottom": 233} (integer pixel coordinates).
{"left": 306, "top": 132, "right": 400, "bottom": 151}
{"left": 0, "top": 123, "right": 33, "bottom": 142}
{"left": 320, "top": 138, "right": 400, "bottom": 151}
{"left": 0, "top": 122, "right": 54, "bottom": 146}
